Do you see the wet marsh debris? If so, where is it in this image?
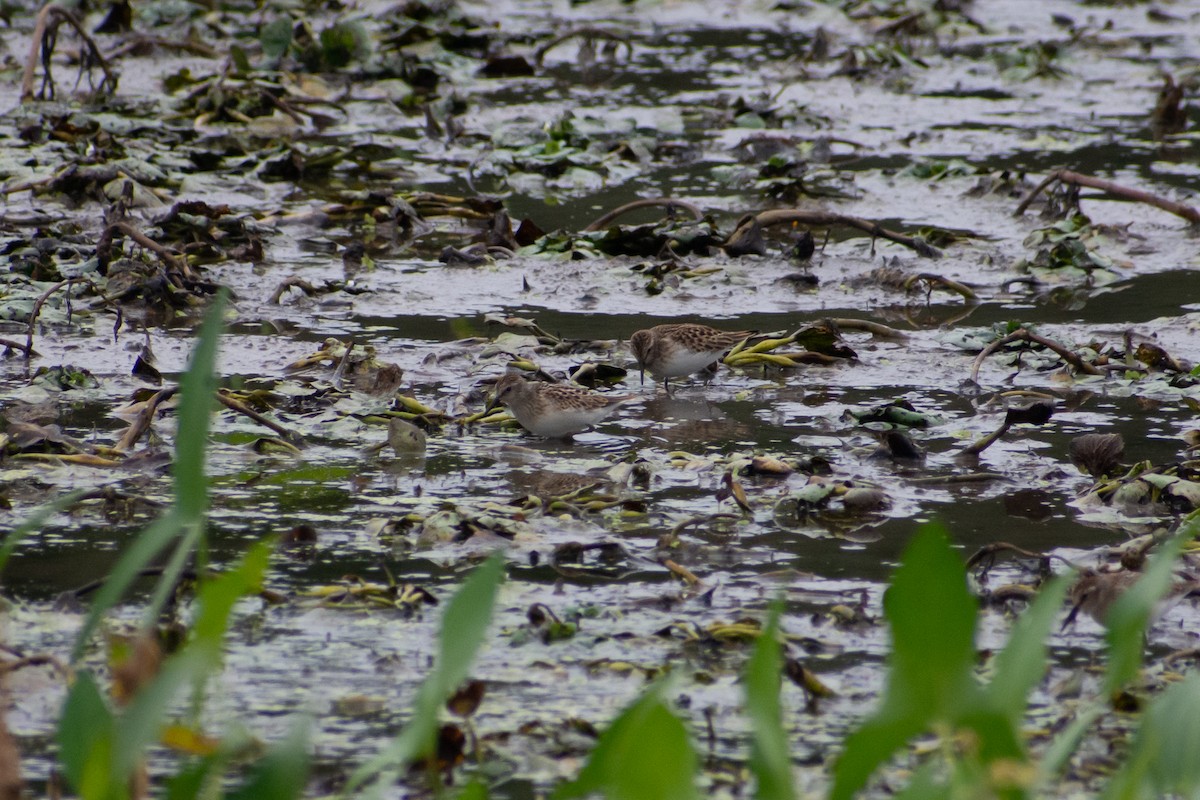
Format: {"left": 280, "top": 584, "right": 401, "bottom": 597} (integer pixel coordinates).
{"left": 302, "top": 577, "right": 439, "bottom": 613}
{"left": 721, "top": 322, "right": 855, "bottom": 371}
{"left": 960, "top": 399, "right": 1055, "bottom": 457}
{"left": 1150, "top": 73, "right": 1189, "bottom": 137}
{"left": 168, "top": 68, "right": 349, "bottom": 133}
{"left": 1015, "top": 169, "right": 1200, "bottom": 225}
{"left": 20, "top": 2, "right": 118, "bottom": 102}
{"left": 1078, "top": 462, "right": 1200, "bottom": 515}
{"left": 267, "top": 276, "right": 348, "bottom": 304}
{"left": 5, "top": 0, "right": 1200, "bottom": 793}
{"left": 533, "top": 26, "right": 633, "bottom": 67}
{"left": 23, "top": 275, "right": 100, "bottom": 361}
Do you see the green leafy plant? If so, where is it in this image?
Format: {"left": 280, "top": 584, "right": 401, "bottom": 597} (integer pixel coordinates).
{"left": 49, "top": 291, "right": 313, "bottom": 800}
{"left": 830, "top": 521, "right": 1195, "bottom": 800}
{"left": 345, "top": 553, "right": 504, "bottom": 796}
{"left": 553, "top": 681, "right": 698, "bottom": 800}
{"left": 744, "top": 600, "right": 796, "bottom": 800}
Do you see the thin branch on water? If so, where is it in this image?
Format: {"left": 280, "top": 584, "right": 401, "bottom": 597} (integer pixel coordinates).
{"left": 902, "top": 273, "right": 978, "bottom": 301}
{"left": 101, "top": 221, "right": 187, "bottom": 273}
{"left": 751, "top": 209, "right": 941, "bottom": 257}
{"left": 583, "top": 197, "right": 705, "bottom": 232}
{"left": 1014, "top": 168, "right": 1200, "bottom": 224}
{"left": 113, "top": 387, "right": 179, "bottom": 453}
{"left": 216, "top": 390, "right": 303, "bottom": 444}
{"left": 25, "top": 277, "right": 96, "bottom": 362}
{"left": 0, "top": 338, "right": 39, "bottom": 358}
{"left": 970, "top": 327, "right": 1102, "bottom": 382}
{"left": 534, "top": 27, "right": 633, "bottom": 66}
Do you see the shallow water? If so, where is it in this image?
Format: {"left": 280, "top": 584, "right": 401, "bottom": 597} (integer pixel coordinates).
{"left": 3, "top": 0, "right": 1200, "bottom": 794}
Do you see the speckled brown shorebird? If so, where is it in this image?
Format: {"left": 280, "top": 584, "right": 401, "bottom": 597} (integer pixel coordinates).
{"left": 629, "top": 323, "right": 755, "bottom": 391}
{"left": 487, "top": 373, "right": 634, "bottom": 438}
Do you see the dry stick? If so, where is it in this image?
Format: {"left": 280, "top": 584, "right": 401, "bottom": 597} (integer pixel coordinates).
{"left": 661, "top": 558, "right": 702, "bottom": 586}
{"left": 534, "top": 27, "right": 633, "bottom": 65}
{"left": 670, "top": 512, "right": 743, "bottom": 537}
{"left": 1014, "top": 169, "right": 1200, "bottom": 224}
{"left": 113, "top": 389, "right": 299, "bottom": 453}
{"left": 216, "top": 391, "right": 302, "bottom": 444}
{"left": 21, "top": 3, "right": 118, "bottom": 101}
{"left": 104, "top": 34, "right": 218, "bottom": 60}
{"left": 269, "top": 277, "right": 318, "bottom": 304}
{"left": 902, "top": 273, "right": 978, "bottom": 301}
{"left": 106, "top": 221, "right": 185, "bottom": 271}
{"left": 970, "top": 327, "right": 1102, "bottom": 383}
{"left": 0, "top": 338, "right": 39, "bottom": 358}
{"left": 24, "top": 278, "right": 86, "bottom": 361}
{"left": 752, "top": 209, "right": 940, "bottom": 257}
{"left": 71, "top": 567, "right": 198, "bottom": 599}
{"left": 827, "top": 318, "right": 910, "bottom": 340}
{"left": 0, "top": 653, "right": 71, "bottom": 678}
{"left": 965, "top": 541, "right": 1077, "bottom": 572}
{"left": 960, "top": 421, "right": 1011, "bottom": 457}
{"left": 263, "top": 90, "right": 308, "bottom": 125}
{"left": 0, "top": 166, "right": 71, "bottom": 196}
{"left": 583, "top": 197, "right": 706, "bottom": 232}
{"left": 113, "top": 387, "right": 178, "bottom": 453}
{"left": 907, "top": 473, "right": 1007, "bottom": 485}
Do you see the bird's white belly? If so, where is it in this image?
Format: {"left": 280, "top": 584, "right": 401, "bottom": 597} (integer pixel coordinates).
{"left": 652, "top": 349, "right": 724, "bottom": 378}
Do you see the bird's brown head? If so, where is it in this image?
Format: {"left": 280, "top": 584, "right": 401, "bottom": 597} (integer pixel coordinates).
{"left": 487, "top": 374, "right": 523, "bottom": 413}
{"left": 629, "top": 330, "right": 652, "bottom": 383}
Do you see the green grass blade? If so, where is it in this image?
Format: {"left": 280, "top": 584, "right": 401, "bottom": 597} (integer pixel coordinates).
{"left": 70, "top": 291, "right": 227, "bottom": 663}
{"left": 455, "top": 779, "right": 489, "bottom": 800}
{"left": 1036, "top": 702, "right": 1104, "bottom": 789}
{"left": 1102, "top": 671, "right": 1200, "bottom": 800}
{"left": 228, "top": 716, "right": 312, "bottom": 800}
{"left": 344, "top": 554, "right": 504, "bottom": 794}
{"left": 141, "top": 519, "right": 203, "bottom": 631}
{"left": 831, "top": 523, "right": 981, "bottom": 800}
{"left": 71, "top": 510, "right": 184, "bottom": 663}
{"left": 743, "top": 599, "right": 795, "bottom": 800}
{"left": 986, "top": 574, "right": 1070, "bottom": 717}
{"left": 57, "top": 672, "right": 116, "bottom": 800}
{"left": 884, "top": 523, "right": 979, "bottom": 716}
{"left": 436, "top": 554, "right": 505, "bottom": 694}
{"left": 552, "top": 683, "right": 697, "bottom": 800}
{"left": 112, "top": 540, "right": 275, "bottom": 782}
{"left": 1103, "top": 524, "right": 1193, "bottom": 694}
{"left": 173, "top": 289, "right": 227, "bottom": 521}
{"left": 831, "top": 716, "right": 923, "bottom": 800}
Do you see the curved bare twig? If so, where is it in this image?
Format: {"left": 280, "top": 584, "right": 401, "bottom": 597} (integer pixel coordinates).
{"left": 752, "top": 209, "right": 941, "bottom": 257}
{"left": 583, "top": 197, "right": 705, "bottom": 232}
{"left": 970, "top": 327, "right": 1102, "bottom": 382}
{"left": 1014, "top": 169, "right": 1200, "bottom": 224}
{"left": 534, "top": 27, "right": 633, "bottom": 66}
{"left": 21, "top": 3, "right": 118, "bottom": 102}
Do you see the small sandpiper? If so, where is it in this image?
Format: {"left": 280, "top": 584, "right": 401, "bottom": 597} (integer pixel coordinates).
{"left": 629, "top": 323, "right": 755, "bottom": 391}
{"left": 487, "top": 373, "right": 634, "bottom": 438}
